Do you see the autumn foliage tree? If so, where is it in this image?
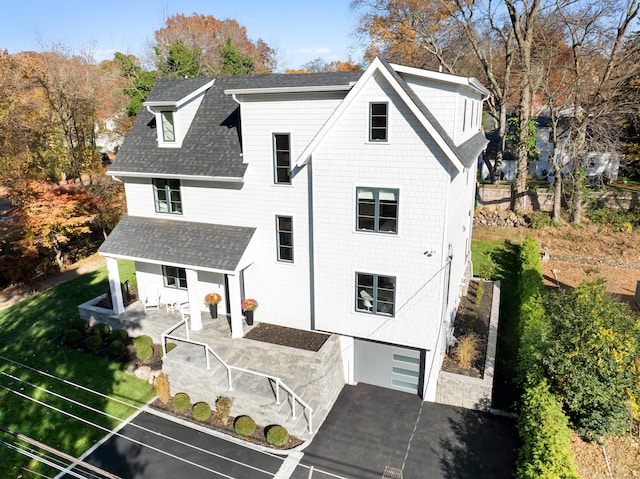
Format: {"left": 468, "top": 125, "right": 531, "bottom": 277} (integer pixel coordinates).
{"left": 7, "top": 181, "right": 99, "bottom": 276}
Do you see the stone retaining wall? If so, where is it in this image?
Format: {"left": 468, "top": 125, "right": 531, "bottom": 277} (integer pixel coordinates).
{"left": 436, "top": 281, "right": 501, "bottom": 411}
{"left": 78, "top": 294, "right": 113, "bottom": 324}
{"left": 477, "top": 184, "right": 639, "bottom": 212}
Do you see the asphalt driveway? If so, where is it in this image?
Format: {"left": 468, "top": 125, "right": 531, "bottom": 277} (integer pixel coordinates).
{"left": 293, "top": 384, "right": 518, "bottom": 479}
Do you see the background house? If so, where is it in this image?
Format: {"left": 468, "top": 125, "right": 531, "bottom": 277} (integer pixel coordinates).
{"left": 99, "top": 58, "right": 489, "bottom": 401}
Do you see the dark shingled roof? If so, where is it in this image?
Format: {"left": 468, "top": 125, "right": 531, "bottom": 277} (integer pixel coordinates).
{"left": 147, "top": 77, "right": 214, "bottom": 102}
{"left": 99, "top": 215, "right": 255, "bottom": 272}
{"left": 110, "top": 72, "right": 363, "bottom": 178}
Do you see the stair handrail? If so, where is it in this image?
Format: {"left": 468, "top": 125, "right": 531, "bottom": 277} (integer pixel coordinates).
{"left": 160, "top": 320, "right": 314, "bottom": 433}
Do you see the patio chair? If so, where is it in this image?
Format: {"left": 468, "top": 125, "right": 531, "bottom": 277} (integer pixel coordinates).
{"left": 179, "top": 302, "right": 190, "bottom": 322}
{"left": 360, "top": 289, "right": 373, "bottom": 311}
{"left": 143, "top": 288, "right": 160, "bottom": 312}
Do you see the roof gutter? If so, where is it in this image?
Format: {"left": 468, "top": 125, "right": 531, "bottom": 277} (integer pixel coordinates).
{"left": 106, "top": 170, "right": 244, "bottom": 183}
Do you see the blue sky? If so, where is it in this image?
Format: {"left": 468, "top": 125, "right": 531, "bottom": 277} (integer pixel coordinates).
{"left": 0, "top": 0, "right": 364, "bottom": 71}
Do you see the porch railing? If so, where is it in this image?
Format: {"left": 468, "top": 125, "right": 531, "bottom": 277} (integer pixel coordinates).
{"left": 160, "top": 319, "right": 314, "bottom": 433}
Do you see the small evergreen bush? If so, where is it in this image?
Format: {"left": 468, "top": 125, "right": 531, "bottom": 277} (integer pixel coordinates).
{"left": 63, "top": 329, "right": 82, "bottom": 346}
{"left": 156, "top": 373, "right": 171, "bottom": 404}
{"left": 172, "top": 392, "right": 190, "bottom": 412}
{"left": 108, "top": 340, "right": 126, "bottom": 358}
{"left": 529, "top": 211, "right": 554, "bottom": 229}
{"left": 111, "top": 329, "right": 129, "bottom": 343}
{"left": 265, "top": 425, "right": 289, "bottom": 447}
{"left": 134, "top": 335, "right": 154, "bottom": 361}
{"left": 85, "top": 335, "right": 103, "bottom": 352}
{"left": 234, "top": 415, "right": 256, "bottom": 436}
{"left": 89, "top": 322, "right": 111, "bottom": 337}
{"left": 69, "top": 318, "right": 88, "bottom": 332}
{"left": 216, "top": 396, "right": 232, "bottom": 425}
{"left": 192, "top": 402, "right": 212, "bottom": 421}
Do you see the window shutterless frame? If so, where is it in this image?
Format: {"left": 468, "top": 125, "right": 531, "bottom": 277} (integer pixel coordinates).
{"left": 273, "top": 133, "right": 291, "bottom": 184}
{"left": 369, "top": 102, "right": 388, "bottom": 141}
{"left": 152, "top": 179, "right": 182, "bottom": 214}
{"left": 355, "top": 272, "right": 396, "bottom": 316}
{"left": 163, "top": 265, "right": 187, "bottom": 289}
{"left": 161, "top": 111, "right": 175, "bottom": 142}
{"left": 356, "top": 187, "right": 398, "bottom": 234}
{"left": 276, "top": 215, "right": 293, "bottom": 262}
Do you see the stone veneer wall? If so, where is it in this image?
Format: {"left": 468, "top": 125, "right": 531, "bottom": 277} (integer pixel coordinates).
{"left": 78, "top": 295, "right": 114, "bottom": 324}
{"left": 435, "top": 281, "right": 501, "bottom": 411}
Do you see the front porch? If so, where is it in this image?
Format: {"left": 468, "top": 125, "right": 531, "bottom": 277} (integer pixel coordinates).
{"left": 78, "top": 297, "right": 345, "bottom": 438}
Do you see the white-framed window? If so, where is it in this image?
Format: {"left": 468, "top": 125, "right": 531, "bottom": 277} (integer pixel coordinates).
{"left": 369, "top": 102, "right": 388, "bottom": 141}
{"left": 273, "top": 133, "right": 291, "bottom": 184}
{"left": 153, "top": 178, "right": 182, "bottom": 214}
{"left": 161, "top": 111, "right": 175, "bottom": 142}
{"left": 355, "top": 272, "right": 396, "bottom": 316}
{"left": 356, "top": 187, "right": 398, "bottom": 234}
{"left": 163, "top": 265, "right": 187, "bottom": 289}
{"left": 276, "top": 215, "right": 293, "bottom": 262}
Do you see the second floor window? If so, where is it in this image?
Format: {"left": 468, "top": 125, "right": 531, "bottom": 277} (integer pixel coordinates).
{"left": 273, "top": 133, "right": 291, "bottom": 184}
{"left": 161, "top": 111, "right": 175, "bottom": 142}
{"left": 369, "top": 102, "right": 388, "bottom": 141}
{"left": 276, "top": 215, "right": 293, "bottom": 262}
{"left": 153, "top": 179, "right": 182, "bottom": 214}
{"left": 356, "top": 187, "right": 398, "bottom": 234}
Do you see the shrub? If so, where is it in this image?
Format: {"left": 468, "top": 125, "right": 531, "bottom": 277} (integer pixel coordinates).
{"left": 111, "top": 329, "right": 129, "bottom": 343}
{"left": 529, "top": 211, "right": 554, "bottom": 229}
{"left": 134, "top": 335, "right": 154, "bottom": 361}
{"left": 85, "top": 335, "right": 103, "bottom": 352}
{"left": 156, "top": 373, "right": 171, "bottom": 404}
{"left": 265, "top": 425, "right": 289, "bottom": 447}
{"left": 133, "top": 335, "right": 153, "bottom": 349}
{"left": 108, "top": 340, "right": 126, "bottom": 358}
{"left": 216, "top": 396, "right": 232, "bottom": 425}
{"left": 89, "top": 322, "right": 111, "bottom": 337}
{"left": 192, "top": 402, "right": 212, "bottom": 421}
{"left": 518, "top": 380, "right": 580, "bottom": 479}
{"left": 172, "top": 392, "right": 190, "bottom": 412}
{"left": 234, "top": 415, "right": 256, "bottom": 436}
{"left": 69, "top": 318, "right": 88, "bottom": 332}
{"left": 452, "top": 333, "right": 480, "bottom": 369}
{"left": 63, "top": 329, "right": 82, "bottom": 346}
{"left": 166, "top": 342, "right": 177, "bottom": 353}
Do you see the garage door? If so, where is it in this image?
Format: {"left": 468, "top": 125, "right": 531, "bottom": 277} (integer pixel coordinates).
{"left": 354, "top": 339, "right": 424, "bottom": 394}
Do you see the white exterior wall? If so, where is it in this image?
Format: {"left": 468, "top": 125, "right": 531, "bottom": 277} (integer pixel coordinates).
{"left": 125, "top": 92, "right": 345, "bottom": 331}
{"left": 311, "top": 71, "right": 450, "bottom": 352}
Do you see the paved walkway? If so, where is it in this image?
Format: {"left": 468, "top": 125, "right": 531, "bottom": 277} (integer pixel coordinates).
{"left": 292, "top": 383, "right": 518, "bottom": 479}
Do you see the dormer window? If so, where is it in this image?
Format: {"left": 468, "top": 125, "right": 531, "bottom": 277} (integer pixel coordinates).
{"left": 161, "top": 111, "right": 175, "bottom": 142}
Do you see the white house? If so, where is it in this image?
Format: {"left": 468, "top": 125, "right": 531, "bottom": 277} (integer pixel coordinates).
{"left": 99, "top": 57, "right": 489, "bottom": 401}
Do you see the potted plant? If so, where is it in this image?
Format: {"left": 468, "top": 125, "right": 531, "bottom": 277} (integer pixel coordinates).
{"left": 204, "top": 292, "right": 222, "bottom": 319}
{"left": 241, "top": 298, "right": 258, "bottom": 325}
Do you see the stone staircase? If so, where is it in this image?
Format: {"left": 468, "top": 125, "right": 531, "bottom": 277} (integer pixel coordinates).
{"left": 161, "top": 334, "right": 344, "bottom": 439}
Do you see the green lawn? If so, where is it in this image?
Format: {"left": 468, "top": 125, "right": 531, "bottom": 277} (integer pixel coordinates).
{"left": 0, "top": 260, "right": 153, "bottom": 477}
{"left": 471, "top": 238, "right": 521, "bottom": 411}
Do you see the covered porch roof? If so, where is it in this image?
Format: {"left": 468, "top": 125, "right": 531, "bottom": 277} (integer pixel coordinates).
{"left": 99, "top": 215, "right": 256, "bottom": 273}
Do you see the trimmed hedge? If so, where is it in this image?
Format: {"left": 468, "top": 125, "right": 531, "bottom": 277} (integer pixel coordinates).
{"left": 85, "top": 335, "right": 103, "bottom": 352}
{"left": 89, "top": 322, "right": 111, "bottom": 337}
{"left": 63, "top": 329, "right": 82, "bottom": 346}
{"left": 172, "top": 392, "right": 190, "bottom": 412}
{"left": 234, "top": 415, "right": 256, "bottom": 436}
{"left": 265, "top": 425, "right": 289, "bottom": 447}
{"left": 134, "top": 335, "right": 154, "bottom": 361}
{"left": 108, "top": 340, "right": 126, "bottom": 358}
{"left": 68, "top": 318, "right": 88, "bottom": 332}
{"left": 111, "top": 329, "right": 129, "bottom": 343}
{"left": 192, "top": 402, "right": 212, "bottom": 421}
{"left": 518, "top": 380, "right": 580, "bottom": 479}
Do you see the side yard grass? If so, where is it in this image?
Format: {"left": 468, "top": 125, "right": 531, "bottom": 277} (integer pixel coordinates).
{"left": 472, "top": 238, "right": 521, "bottom": 411}
{"left": 0, "top": 260, "right": 153, "bottom": 478}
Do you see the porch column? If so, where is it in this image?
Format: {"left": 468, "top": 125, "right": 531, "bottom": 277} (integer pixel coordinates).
{"left": 106, "top": 257, "right": 124, "bottom": 315}
{"left": 228, "top": 273, "right": 244, "bottom": 339}
{"left": 186, "top": 268, "right": 202, "bottom": 331}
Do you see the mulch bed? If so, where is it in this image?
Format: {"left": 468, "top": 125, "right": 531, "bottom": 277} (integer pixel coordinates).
{"left": 149, "top": 398, "right": 304, "bottom": 449}
{"left": 441, "top": 279, "right": 493, "bottom": 379}
{"left": 245, "top": 323, "right": 329, "bottom": 352}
